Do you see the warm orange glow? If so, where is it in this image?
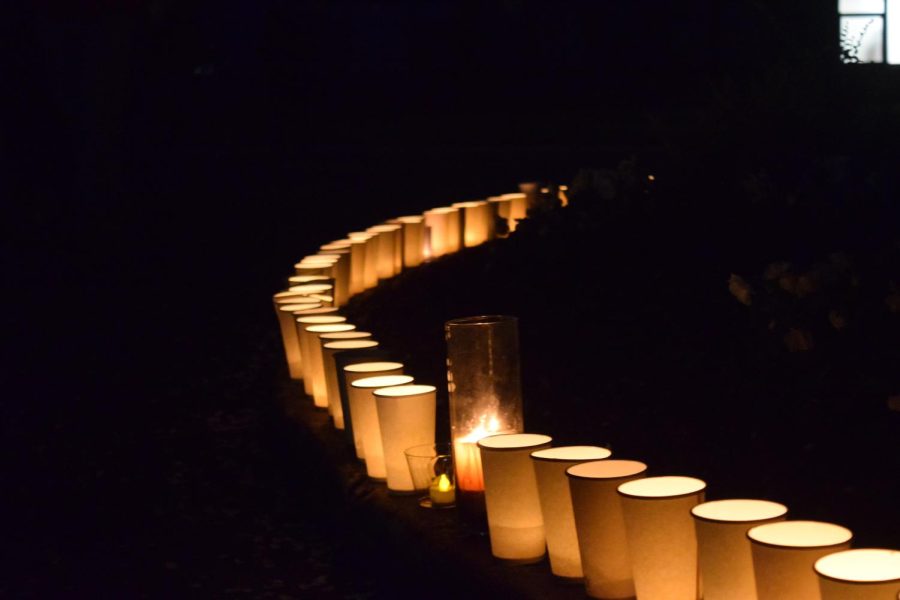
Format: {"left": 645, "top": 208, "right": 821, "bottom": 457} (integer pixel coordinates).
{"left": 452, "top": 412, "right": 505, "bottom": 492}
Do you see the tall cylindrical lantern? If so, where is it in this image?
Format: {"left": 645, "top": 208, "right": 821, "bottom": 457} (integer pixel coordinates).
{"left": 295, "top": 315, "right": 346, "bottom": 395}
{"left": 318, "top": 244, "right": 351, "bottom": 307}
{"left": 477, "top": 433, "right": 552, "bottom": 563}
{"left": 567, "top": 460, "right": 648, "bottom": 599}
{"left": 272, "top": 295, "right": 321, "bottom": 379}
{"left": 304, "top": 323, "right": 356, "bottom": 408}
{"left": 349, "top": 374, "right": 414, "bottom": 480}
{"left": 748, "top": 520, "right": 853, "bottom": 600}
{"left": 348, "top": 231, "right": 378, "bottom": 290}
{"left": 530, "top": 446, "right": 612, "bottom": 579}
{"left": 348, "top": 236, "right": 368, "bottom": 296}
{"left": 815, "top": 549, "right": 900, "bottom": 600}
{"left": 443, "top": 206, "right": 462, "bottom": 253}
{"left": 321, "top": 339, "right": 378, "bottom": 428}
{"left": 317, "top": 330, "right": 373, "bottom": 415}
{"left": 342, "top": 361, "right": 404, "bottom": 459}
{"left": 396, "top": 215, "right": 425, "bottom": 268}
{"left": 488, "top": 195, "right": 511, "bottom": 236}
{"left": 691, "top": 499, "right": 788, "bottom": 600}
{"left": 452, "top": 200, "right": 493, "bottom": 247}
{"left": 373, "top": 384, "right": 436, "bottom": 493}
{"left": 618, "top": 475, "right": 707, "bottom": 600}
{"left": 445, "top": 315, "right": 523, "bottom": 516}
{"left": 366, "top": 224, "right": 400, "bottom": 280}
{"left": 502, "top": 192, "right": 527, "bottom": 231}
{"left": 424, "top": 208, "right": 450, "bottom": 258}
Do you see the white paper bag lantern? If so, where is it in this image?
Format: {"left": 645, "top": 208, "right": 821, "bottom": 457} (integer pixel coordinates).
{"left": 500, "top": 192, "right": 527, "bottom": 231}
{"left": 373, "top": 384, "right": 436, "bottom": 493}
{"left": 350, "top": 374, "right": 414, "bottom": 479}
{"left": 348, "top": 231, "right": 378, "bottom": 289}
{"left": 530, "top": 446, "right": 612, "bottom": 579}
{"left": 748, "top": 520, "right": 853, "bottom": 600}
{"left": 343, "top": 362, "right": 404, "bottom": 460}
{"left": 477, "top": 433, "right": 553, "bottom": 563}
{"left": 423, "top": 207, "right": 452, "bottom": 258}
{"left": 816, "top": 548, "right": 900, "bottom": 600}
{"left": 317, "top": 330, "right": 374, "bottom": 418}
{"left": 304, "top": 323, "right": 356, "bottom": 408}
{"left": 366, "top": 224, "right": 401, "bottom": 279}
{"left": 348, "top": 237, "right": 368, "bottom": 296}
{"left": 272, "top": 295, "right": 321, "bottom": 379}
{"left": 691, "top": 499, "right": 788, "bottom": 600}
{"left": 321, "top": 338, "right": 378, "bottom": 428}
{"left": 452, "top": 200, "right": 493, "bottom": 247}
{"left": 295, "top": 315, "right": 346, "bottom": 395}
{"left": 618, "top": 475, "right": 707, "bottom": 600}
{"left": 318, "top": 244, "right": 351, "bottom": 307}
{"left": 396, "top": 215, "right": 425, "bottom": 267}
{"left": 567, "top": 460, "right": 648, "bottom": 599}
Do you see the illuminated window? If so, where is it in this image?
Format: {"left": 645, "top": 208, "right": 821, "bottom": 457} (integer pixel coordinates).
{"left": 839, "top": 0, "right": 900, "bottom": 63}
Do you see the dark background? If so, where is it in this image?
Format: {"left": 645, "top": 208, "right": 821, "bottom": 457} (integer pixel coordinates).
{"left": 4, "top": 0, "right": 897, "bottom": 595}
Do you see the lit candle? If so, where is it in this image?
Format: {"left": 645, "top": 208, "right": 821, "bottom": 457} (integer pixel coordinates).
{"left": 452, "top": 413, "right": 505, "bottom": 492}
{"left": 429, "top": 473, "right": 455, "bottom": 506}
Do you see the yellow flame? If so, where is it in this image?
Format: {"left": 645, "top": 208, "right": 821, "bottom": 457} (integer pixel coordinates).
{"left": 437, "top": 473, "right": 452, "bottom": 492}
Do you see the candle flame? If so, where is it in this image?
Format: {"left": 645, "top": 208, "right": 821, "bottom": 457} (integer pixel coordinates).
{"left": 437, "top": 473, "right": 452, "bottom": 492}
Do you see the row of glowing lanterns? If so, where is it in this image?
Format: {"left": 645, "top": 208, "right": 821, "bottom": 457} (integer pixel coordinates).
{"left": 272, "top": 184, "right": 899, "bottom": 599}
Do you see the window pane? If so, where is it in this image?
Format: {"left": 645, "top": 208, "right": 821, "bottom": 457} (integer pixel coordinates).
{"left": 888, "top": 0, "right": 900, "bottom": 63}
{"left": 839, "top": 0, "right": 885, "bottom": 13}
{"left": 841, "top": 16, "right": 885, "bottom": 62}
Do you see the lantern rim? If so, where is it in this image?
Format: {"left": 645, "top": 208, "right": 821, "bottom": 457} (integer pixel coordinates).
{"left": 617, "top": 475, "right": 706, "bottom": 500}
{"left": 323, "top": 340, "right": 378, "bottom": 350}
{"left": 344, "top": 361, "right": 404, "bottom": 373}
{"left": 746, "top": 520, "right": 853, "bottom": 550}
{"left": 373, "top": 384, "right": 437, "bottom": 398}
{"left": 530, "top": 445, "right": 611, "bottom": 462}
{"left": 566, "top": 459, "right": 648, "bottom": 480}
{"left": 814, "top": 549, "right": 900, "bottom": 584}
{"left": 691, "top": 499, "right": 788, "bottom": 524}
{"left": 351, "top": 374, "right": 414, "bottom": 389}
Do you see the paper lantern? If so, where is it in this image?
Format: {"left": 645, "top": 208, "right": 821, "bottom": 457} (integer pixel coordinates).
{"left": 317, "top": 329, "right": 374, "bottom": 414}
{"left": 350, "top": 374, "right": 415, "bottom": 479}
{"left": 487, "top": 195, "right": 511, "bottom": 236}
{"left": 304, "top": 323, "right": 356, "bottom": 408}
{"left": 748, "top": 520, "right": 853, "bottom": 600}
{"left": 396, "top": 215, "right": 425, "bottom": 267}
{"left": 333, "top": 349, "right": 397, "bottom": 448}
{"left": 321, "top": 338, "right": 378, "bottom": 428}
{"left": 366, "top": 224, "right": 401, "bottom": 279}
{"left": 295, "top": 315, "right": 347, "bottom": 395}
{"left": 500, "top": 192, "right": 527, "bottom": 231}
{"left": 373, "top": 384, "right": 436, "bottom": 493}
{"left": 348, "top": 237, "right": 368, "bottom": 296}
{"left": 348, "top": 231, "right": 379, "bottom": 290}
{"left": 691, "top": 499, "right": 788, "bottom": 600}
{"left": 477, "top": 433, "right": 552, "bottom": 562}
{"left": 342, "top": 361, "right": 404, "bottom": 459}
{"left": 318, "top": 244, "right": 351, "bottom": 307}
{"left": 816, "top": 548, "right": 900, "bottom": 600}
{"left": 618, "top": 475, "right": 707, "bottom": 600}
{"left": 445, "top": 315, "right": 523, "bottom": 518}
{"left": 271, "top": 295, "right": 321, "bottom": 379}
{"left": 530, "top": 446, "right": 612, "bottom": 579}
{"left": 567, "top": 460, "right": 648, "bottom": 599}
{"left": 423, "top": 208, "right": 450, "bottom": 258}
{"left": 452, "top": 200, "right": 493, "bottom": 247}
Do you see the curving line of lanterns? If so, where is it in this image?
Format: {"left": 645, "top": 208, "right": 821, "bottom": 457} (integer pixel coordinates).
{"left": 272, "top": 185, "right": 899, "bottom": 600}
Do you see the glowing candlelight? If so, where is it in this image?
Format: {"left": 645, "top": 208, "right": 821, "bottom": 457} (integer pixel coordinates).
{"left": 453, "top": 413, "right": 505, "bottom": 492}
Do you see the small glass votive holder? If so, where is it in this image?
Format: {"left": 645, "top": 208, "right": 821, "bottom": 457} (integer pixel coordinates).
{"left": 405, "top": 443, "right": 456, "bottom": 509}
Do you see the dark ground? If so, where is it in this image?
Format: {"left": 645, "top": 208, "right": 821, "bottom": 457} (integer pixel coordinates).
{"left": 4, "top": 1, "right": 899, "bottom": 597}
